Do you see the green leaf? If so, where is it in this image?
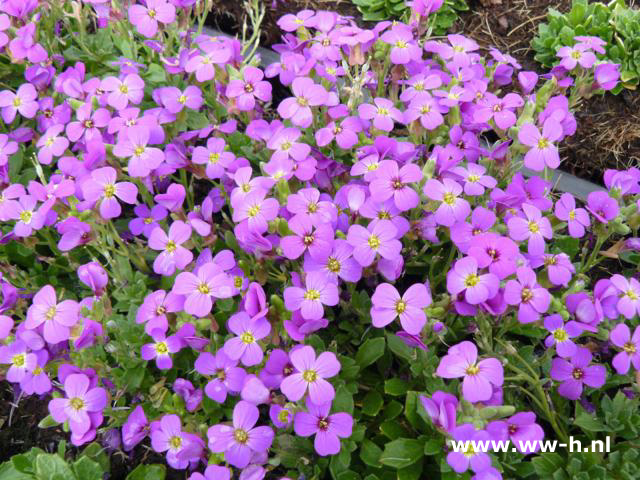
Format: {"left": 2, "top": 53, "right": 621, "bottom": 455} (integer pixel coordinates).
{"left": 360, "top": 439, "right": 383, "bottom": 467}
{"left": 379, "top": 438, "right": 423, "bottom": 469}
{"left": 126, "top": 464, "right": 166, "bottom": 480}
{"left": 355, "top": 337, "right": 386, "bottom": 368}
{"left": 72, "top": 457, "right": 103, "bottom": 480}
{"left": 532, "top": 452, "right": 565, "bottom": 476}
{"left": 34, "top": 454, "right": 74, "bottom": 480}
{"left": 384, "top": 378, "right": 407, "bottom": 396}
{"left": 11, "top": 455, "right": 33, "bottom": 474}
{"left": 574, "top": 411, "right": 607, "bottom": 432}
{"left": 361, "top": 391, "right": 384, "bottom": 416}
{"left": 424, "top": 438, "right": 443, "bottom": 455}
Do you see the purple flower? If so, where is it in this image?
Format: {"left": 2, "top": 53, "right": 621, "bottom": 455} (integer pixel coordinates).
{"left": 136, "top": 289, "right": 183, "bottom": 335}
{"left": 195, "top": 350, "right": 246, "bottom": 403}
{"left": 141, "top": 329, "right": 182, "bottom": 370}
{"left": 277, "top": 77, "right": 328, "bottom": 128}
{"left": 474, "top": 93, "right": 523, "bottom": 129}
{"left": 609, "top": 323, "right": 640, "bottom": 374}
{"left": 150, "top": 414, "right": 196, "bottom": 469}
{"left": 557, "top": 45, "right": 596, "bottom": 70}
{"left": 122, "top": 405, "right": 149, "bottom": 451}
{"left": 554, "top": 193, "right": 589, "bottom": 238}
{"left": 447, "top": 257, "right": 500, "bottom": 305}
{"left": 25, "top": 285, "right": 79, "bottom": 344}
{"left": 436, "top": 341, "right": 503, "bottom": 403}
{"left": 286, "top": 187, "right": 337, "bottom": 227}
{"left": 420, "top": 391, "right": 458, "bottom": 433}
{"left": 129, "top": 204, "right": 168, "bottom": 237}
{"left": 346, "top": 220, "right": 402, "bottom": 267}
{"left": 129, "top": 0, "right": 175, "bottom": 37}
{"left": 303, "top": 239, "right": 362, "bottom": 284}
{"left": 173, "top": 263, "right": 234, "bottom": 317}
{"left": 380, "top": 25, "right": 422, "bottom": 65}
{"left": 0, "top": 339, "right": 36, "bottom": 383}
{"left": 174, "top": 379, "right": 203, "bottom": 412}
{"left": 358, "top": 98, "right": 403, "bottom": 132}
{"left": 487, "top": 412, "right": 544, "bottom": 453}
{"left": 369, "top": 160, "right": 421, "bottom": 211}
{"left": 371, "top": 282, "right": 431, "bottom": 334}
{"left": 594, "top": 62, "right": 620, "bottom": 91}
{"left": 518, "top": 120, "right": 562, "bottom": 171}
{"left": 280, "top": 345, "right": 340, "bottom": 404}
{"left": 405, "top": 93, "right": 447, "bottom": 130}
{"left": 281, "top": 215, "right": 334, "bottom": 261}
{"left": 189, "top": 466, "right": 231, "bottom": 480}
{"left": 158, "top": 85, "right": 203, "bottom": 113}
{"left": 294, "top": 399, "right": 353, "bottom": 456}
{"left": 0, "top": 134, "right": 18, "bottom": 167}
{"left": 507, "top": 203, "right": 552, "bottom": 255}
{"left": 610, "top": 274, "right": 640, "bottom": 319}
{"left": 36, "top": 125, "right": 68, "bottom": 165}
{"left": 284, "top": 272, "right": 339, "bottom": 320}
{"left": 82, "top": 167, "right": 138, "bottom": 219}
{"left": 543, "top": 314, "right": 582, "bottom": 358}
{"left": 446, "top": 424, "right": 492, "bottom": 474}
{"left": 586, "top": 191, "right": 618, "bottom": 223}
{"left": 424, "top": 178, "right": 470, "bottom": 227}
{"left": 207, "top": 400, "right": 274, "bottom": 468}
{"left": 550, "top": 347, "right": 606, "bottom": 400}
{"left": 66, "top": 103, "right": 110, "bottom": 142}
{"left": 78, "top": 262, "right": 108, "bottom": 296}
{"left": 48, "top": 373, "right": 107, "bottom": 441}
{"left": 223, "top": 312, "right": 271, "bottom": 366}
{"left": 192, "top": 137, "right": 235, "bottom": 180}
{"left": 101, "top": 74, "right": 145, "bottom": 110}
{"left": 0, "top": 84, "right": 39, "bottom": 123}
{"left": 504, "top": 267, "right": 550, "bottom": 323}
{"left": 148, "top": 221, "right": 193, "bottom": 276}
{"left": 537, "top": 253, "right": 575, "bottom": 287}
{"left": 226, "top": 66, "right": 272, "bottom": 111}
{"left": 232, "top": 193, "right": 280, "bottom": 235}
{"left": 315, "top": 115, "right": 363, "bottom": 149}
{"left": 113, "top": 125, "right": 164, "bottom": 177}
{"left": 452, "top": 164, "right": 497, "bottom": 196}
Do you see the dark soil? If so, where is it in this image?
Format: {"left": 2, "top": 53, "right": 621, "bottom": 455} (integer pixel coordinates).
{"left": 209, "top": 0, "right": 640, "bottom": 184}
{"left": 455, "top": 0, "right": 640, "bottom": 183}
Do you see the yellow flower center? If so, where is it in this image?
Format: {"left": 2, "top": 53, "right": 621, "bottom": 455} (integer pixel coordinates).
{"left": 119, "top": 84, "right": 129, "bottom": 94}
{"left": 69, "top": 397, "right": 85, "bottom": 411}
{"left": 169, "top": 435, "right": 182, "bottom": 450}
{"left": 165, "top": 240, "right": 177, "bottom": 252}
{"left": 278, "top": 409, "right": 290, "bottom": 424}
{"left": 241, "top": 332, "right": 255, "bottom": 344}
{"left": 395, "top": 300, "right": 407, "bottom": 314}
{"left": 155, "top": 342, "right": 168, "bottom": 354}
{"left": 209, "top": 153, "right": 220, "bottom": 164}
{"left": 234, "top": 429, "right": 249, "bottom": 444}
{"left": 569, "top": 210, "right": 576, "bottom": 220}
{"left": 395, "top": 40, "right": 407, "bottom": 48}
{"left": 13, "top": 97, "right": 21, "bottom": 107}
{"left": 198, "top": 283, "right": 210, "bottom": 294}
{"left": 104, "top": 184, "right": 116, "bottom": 198}
{"left": 537, "top": 137, "right": 549, "bottom": 149}
{"left": 624, "top": 342, "right": 636, "bottom": 354}
{"left": 521, "top": 288, "right": 533, "bottom": 303}
{"left": 247, "top": 205, "right": 261, "bottom": 217}
{"left": 327, "top": 257, "right": 341, "bottom": 273}
{"left": 20, "top": 210, "right": 33, "bottom": 223}
{"left": 468, "top": 175, "right": 480, "bottom": 183}
{"left": 148, "top": 9, "right": 157, "bottom": 18}
{"left": 303, "top": 369, "right": 317, "bottom": 382}
{"left": 465, "top": 274, "right": 479, "bottom": 287}
{"left": 443, "top": 193, "right": 455, "bottom": 205}
{"left": 297, "top": 97, "right": 309, "bottom": 107}
{"left": 307, "top": 203, "right": 318, "bottom": 213}
{"left": 368, "top": 234, "right": 380, "bottom": 249}
{"left": 178, "top": 95, "right": 187, "bottom": 104}
{"left": 553, "top": 328, "right": 568, "bottom": 342}
{"left": 465, "top": 364, "right": 479, "bottom": 375}
{"left": 304, "top": 289, "right": 320, "bottom": 301}
{"left": 528, "top": 221, "right": 539, "bottom": 233}
{"left": 12, "top": 353, "right": 25, "bottom": 367}
{"left": 144, "top": 217, "right": 154, "bottom": 224}
{"left": 626, "top": 289, "right": 638, "bottom": 301}
{"left": 234, "top": 276, "right": 243, "bottom": 288}
{"left": 377, "top": 107, "right": 389, "bottom": 116}
{"left": 45, "top": 306, "right": 57, "bottom": 320}
{"left": 134, "top": 146, "right": 145, "bottom": 156}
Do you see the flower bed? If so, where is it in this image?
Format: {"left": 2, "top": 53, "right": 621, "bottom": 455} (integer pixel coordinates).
{"left": 1, "top": 1, "right": 640, "bottom": 479}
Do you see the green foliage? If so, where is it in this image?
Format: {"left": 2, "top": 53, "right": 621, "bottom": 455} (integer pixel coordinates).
{"left": 532, "top": 0, "right": 640, "bottom": 92}
{"left": 351, "top": 0, "right": 468, "bottom": 35}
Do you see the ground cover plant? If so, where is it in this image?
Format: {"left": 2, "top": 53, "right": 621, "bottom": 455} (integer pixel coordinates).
{"left": 532, "top": 0, "right": 640, "bottom": 93}
{"left": 1, "top": 0, "right": 640, "bottom": 479}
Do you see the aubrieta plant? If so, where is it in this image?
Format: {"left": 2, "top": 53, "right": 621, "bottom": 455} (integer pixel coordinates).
{"left": 1, "top": 0, "right": 640, "bottom": 479}
{"left": 532, "top": 0, "right": 640, "bottom": 93}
